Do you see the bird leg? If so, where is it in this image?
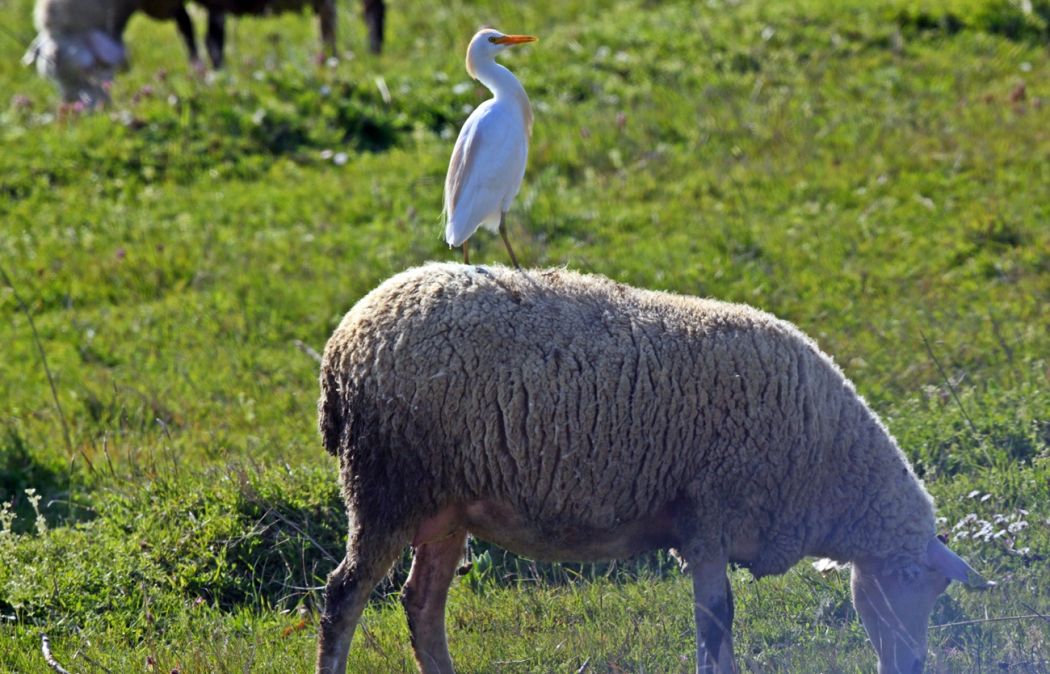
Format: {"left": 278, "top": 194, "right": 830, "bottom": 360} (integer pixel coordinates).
{"left": 462, "top": 240, "right": 469, "bottom": 265}
{"left": 498, "top": 213, "right": 521, "bottom": 270}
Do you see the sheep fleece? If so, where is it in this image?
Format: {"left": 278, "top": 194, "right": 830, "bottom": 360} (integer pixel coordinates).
{"left": 319, "top": 263, "right": 934, "bottom": 576}
{"left": 35, "top": 0, "right": 136, "bottom": 35}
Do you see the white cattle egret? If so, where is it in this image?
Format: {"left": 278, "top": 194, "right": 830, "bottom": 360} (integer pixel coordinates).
{"left": 443, "top": 29, "right": 537, "bottom": 268}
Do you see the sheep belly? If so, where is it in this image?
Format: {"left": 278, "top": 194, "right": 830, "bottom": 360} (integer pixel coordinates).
{"left": 413, "top": 500, "right": 679, "bottom": 562}
{"left": 219, "top": 0, "right": 316, "bottom": 14}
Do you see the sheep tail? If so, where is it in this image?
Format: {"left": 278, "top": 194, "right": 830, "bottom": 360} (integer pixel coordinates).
{"left": 318, "top": 369, "right": 345, "bottom": 456}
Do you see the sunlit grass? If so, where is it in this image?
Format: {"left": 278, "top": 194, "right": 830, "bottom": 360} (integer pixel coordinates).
{"left": 1, "top": 0, "right": 1048, "bottom": 670}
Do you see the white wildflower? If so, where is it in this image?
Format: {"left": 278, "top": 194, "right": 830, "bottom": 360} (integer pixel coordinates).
{"left": 25, "top": 488, "right": 46, "bottom": 536}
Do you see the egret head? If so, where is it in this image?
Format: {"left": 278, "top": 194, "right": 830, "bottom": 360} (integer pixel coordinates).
{"left": 466, "top": 29, "right": 537, "bottom": 79}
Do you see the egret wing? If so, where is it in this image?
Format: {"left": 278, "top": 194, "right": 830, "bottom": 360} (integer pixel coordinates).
{"left": 443, "top": 105, "right": 487, "bottom": 219}
{"left": 444, "top": 102, "right": 529, "bottom": 246}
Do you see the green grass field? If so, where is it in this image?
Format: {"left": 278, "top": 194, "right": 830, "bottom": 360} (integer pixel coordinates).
{"left": 1, "top": 0, "right": 1048, "bottom": 671}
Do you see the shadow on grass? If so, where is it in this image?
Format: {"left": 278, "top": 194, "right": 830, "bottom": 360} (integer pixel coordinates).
{"left": 0, "top": 427, "right": 72, "bottom": 534}
{"left": 893, "top": 0, "right": 1050, "bottom": 44}
{"left": 0, "top": 457, "right": 682, "bottom": 632}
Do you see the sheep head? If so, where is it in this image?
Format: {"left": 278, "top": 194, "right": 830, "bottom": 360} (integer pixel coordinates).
{"left": 25, "top": 30, "right": 126, "bottom": 108}
{"left": 851, "top": 536, "right": 991, "bottom": 674}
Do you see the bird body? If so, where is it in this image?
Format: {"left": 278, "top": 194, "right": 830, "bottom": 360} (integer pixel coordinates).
{"left": 444, "top": 98, "right": 529, "bottom": 246}
{"left": 443, "top": 29, "right": 537, "bottom": 266}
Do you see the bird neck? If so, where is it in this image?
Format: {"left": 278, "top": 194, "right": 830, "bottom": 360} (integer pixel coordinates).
{"left": 472, "top": 60, "right": 532, "bottom": 134}
{"left": 474, "top": 61, "right": 527, "bottom": 104}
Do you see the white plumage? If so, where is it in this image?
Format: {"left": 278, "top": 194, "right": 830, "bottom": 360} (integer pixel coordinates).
{"left": 443, "top": 29, "right": 537, "bottom": 267}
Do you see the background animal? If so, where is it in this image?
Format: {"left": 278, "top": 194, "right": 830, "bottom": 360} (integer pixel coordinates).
{"left": 316, "top": 263, "right": 989, "bottom": 674}
{"left": 24, "top": 0, "right": 386, "bottom": 106}
{"left": 23, "top": 0, "right": 137, "bottom": 106}
{"left": 170, "top": 0, "right": 386, "bottom": 69}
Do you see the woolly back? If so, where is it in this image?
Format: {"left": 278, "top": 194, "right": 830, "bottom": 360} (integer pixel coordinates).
{"left": 36, "top": 0, "right": 136, "bottom": 34}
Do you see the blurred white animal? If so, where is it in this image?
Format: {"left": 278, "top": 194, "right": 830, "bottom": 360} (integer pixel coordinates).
{"left": 22, "top": 0, "right": 387, "bottom": 108}
{"left": 23, "top": 0, "right": 137, "bottom": 107}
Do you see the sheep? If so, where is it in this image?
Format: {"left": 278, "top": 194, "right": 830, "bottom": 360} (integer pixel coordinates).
{"left": 23, "top": 0, "right": 137, "bottom": 107}
{"left": 169, "top": 0, "right": 386, "bottom": 70}
{"left": 316, "top": 262, "right": 990, "bottom": 674}
{"left": 23, "top": 0, "right": 203, "bottom": 107}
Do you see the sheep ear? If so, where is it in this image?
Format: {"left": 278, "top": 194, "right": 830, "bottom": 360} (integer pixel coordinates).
{"left": 926, "top": 537, "right": 994, "bottom": 589}
{"left": 22, "top": 35, "right": 42, "bottom": 66}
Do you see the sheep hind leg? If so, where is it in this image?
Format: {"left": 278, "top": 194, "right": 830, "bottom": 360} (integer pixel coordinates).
{"left": 690, "top": 558, "right": 738, "bottom": 674}
{"left": 402, "top": 528, "right": 468, "bottom": 674}
{"left": 316, "top": 526, "right": 408, "bottom": 674}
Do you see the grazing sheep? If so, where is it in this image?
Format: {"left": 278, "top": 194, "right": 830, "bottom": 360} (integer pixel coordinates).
{"left": 23, "top": 0, "right": 137, "bottom": 107}
{"left": 171, "top": 0, "right": 386, "bottom": 69}
{"left": 316, "top": 263, "right": 990, "bottom": 674}
{"left": 23, "top": 0, "right": 202, "bottom": 106}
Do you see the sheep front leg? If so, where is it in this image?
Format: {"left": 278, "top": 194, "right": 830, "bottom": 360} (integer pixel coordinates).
{"left": 316, "top": 527, "right": 408, "bottom": 674}
{"left": 402, "top": 528, "right": 468, "bottom": 673}
{"left": 316, "top": 0, "right": 337, "bottom": 55}
{"left": 172, "top": 7, "right": 202, "bottom": 68}
{"left": 205, "top": 11, "right": 226, "bottom": 69}
{"left": 361, "top": 0, "right": 385, "bottom": 54}
{"left": 691, "top": 559, "right": 738, "bottom": 674}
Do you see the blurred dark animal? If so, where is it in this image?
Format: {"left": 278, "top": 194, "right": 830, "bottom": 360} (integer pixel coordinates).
{"left": 173, "top": 0, "right": 386, "bottom": 69}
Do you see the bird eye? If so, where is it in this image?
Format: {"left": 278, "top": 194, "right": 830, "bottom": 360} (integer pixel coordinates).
{"left": 488, "top": 36, "right": 499, "bottom": 43}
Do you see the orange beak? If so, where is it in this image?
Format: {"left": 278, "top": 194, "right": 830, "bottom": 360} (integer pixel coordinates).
{"left": 492, "top": 34, "right": 539, "bottom": 45}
